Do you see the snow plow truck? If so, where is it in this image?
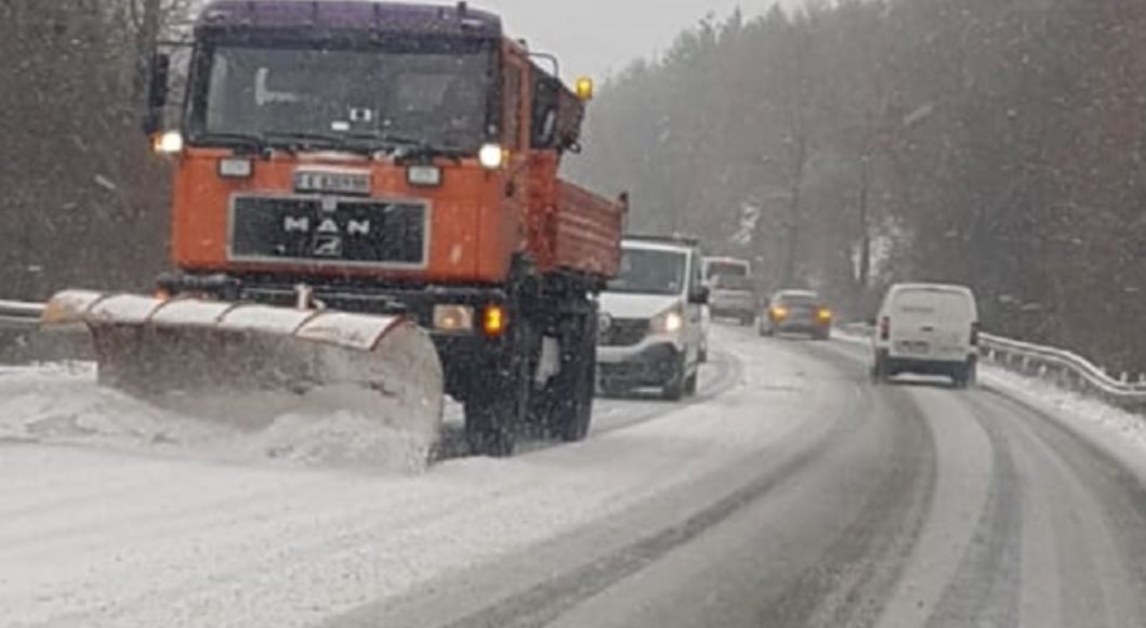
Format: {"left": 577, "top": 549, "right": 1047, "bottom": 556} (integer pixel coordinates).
{"left": 41, "top": 0, "right": 626, "bottom": 459}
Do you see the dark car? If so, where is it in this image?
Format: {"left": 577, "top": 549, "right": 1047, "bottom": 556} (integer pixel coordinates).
{"left": 759, "top": 290, "right": 832, "bottom": 340}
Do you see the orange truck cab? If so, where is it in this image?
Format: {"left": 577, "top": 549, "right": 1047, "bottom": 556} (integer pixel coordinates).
{"left": 145, "top": 0, "right": 626, "bottom": 456}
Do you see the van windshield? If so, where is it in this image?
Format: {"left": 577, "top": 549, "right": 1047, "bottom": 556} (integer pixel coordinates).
{"left": 714, "top": 275, "right": 752, "bottom": 290}
{"left": 706, "top": 261, "right": 749, "bottom": 280}
{"left": 608, "top": 249, "right": 688, "bottom": 296}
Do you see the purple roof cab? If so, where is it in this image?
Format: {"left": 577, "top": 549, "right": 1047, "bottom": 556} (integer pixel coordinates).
{"left": 196, "top": 0, "right": 502, "bottom": 38}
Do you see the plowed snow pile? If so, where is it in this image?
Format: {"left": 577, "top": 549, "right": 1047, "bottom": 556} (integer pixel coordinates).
{"left": 0, "top": 363, "right": 437, "bottom": 472}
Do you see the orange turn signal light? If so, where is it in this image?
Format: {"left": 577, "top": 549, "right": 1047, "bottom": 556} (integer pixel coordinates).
{"left": 817, "top": 308, "right": 833, "bottom": 321}
{"left": 482, "top": 305, "right": 508, "bottom": 337}
{"left": 771, "top": 306, "right": 789, "bottom": 320}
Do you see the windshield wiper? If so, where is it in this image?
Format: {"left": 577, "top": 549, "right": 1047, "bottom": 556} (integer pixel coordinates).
{"left": 342, "top": 131, "right": 461, "bottom": 162}
{"left": 191, "top": 131, "right": 268, "bottom": 153}
{"left": 262, "top": 131, "right": 346, "bottom": 152}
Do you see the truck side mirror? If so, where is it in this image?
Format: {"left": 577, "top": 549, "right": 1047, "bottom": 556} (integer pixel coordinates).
{"left": 689, "top": 285, "right": 710, "bottom": 305}
{"left": 143, "top": 53, "right": 171, "bottom": 135}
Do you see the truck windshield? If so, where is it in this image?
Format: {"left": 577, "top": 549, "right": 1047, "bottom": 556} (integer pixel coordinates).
{"left": 186, "top": 40, "right": 494, "bottom": 153}
{"left": 607, "top": 249, "right": 688, "bottom": 296}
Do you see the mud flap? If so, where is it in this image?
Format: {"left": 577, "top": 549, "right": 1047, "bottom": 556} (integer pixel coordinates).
{"left": 41, "top": 290, "right": 444, "bottom": 463}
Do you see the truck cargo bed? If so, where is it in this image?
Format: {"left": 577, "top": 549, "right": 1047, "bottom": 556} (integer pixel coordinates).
{"left": 552, "top": 180, "right": 625, "bottom": 279}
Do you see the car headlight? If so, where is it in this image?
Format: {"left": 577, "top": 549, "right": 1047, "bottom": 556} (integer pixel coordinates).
{"left": 651, "top": 306, "right": 685, "bottom": 334}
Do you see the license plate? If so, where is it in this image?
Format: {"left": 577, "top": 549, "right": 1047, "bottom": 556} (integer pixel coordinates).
{"left": 898, "top": 341, "right": 931, "bottom": 355}
{"left": 294, "top": 170, "right": 371, "bottom": 196}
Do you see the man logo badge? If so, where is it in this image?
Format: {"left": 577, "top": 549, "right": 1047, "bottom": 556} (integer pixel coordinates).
{"left": 312, "top": 235, "right": 343, "bottom": 258}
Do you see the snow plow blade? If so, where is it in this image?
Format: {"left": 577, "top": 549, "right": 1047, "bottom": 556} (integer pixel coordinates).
{"left": 40, "top": 290, "right": 445, "bottom": 463}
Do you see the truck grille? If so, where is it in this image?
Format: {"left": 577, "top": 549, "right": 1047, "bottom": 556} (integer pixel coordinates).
{"left": 599, "top": 318, "right": 649, "bottom": 347}
{"left": 229, "top": 196, "right": 427, "bottom": 267}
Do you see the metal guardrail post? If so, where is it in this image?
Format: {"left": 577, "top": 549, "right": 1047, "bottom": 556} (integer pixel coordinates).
{"left": 0, "top": 300, "right": 45, "bottom": 330}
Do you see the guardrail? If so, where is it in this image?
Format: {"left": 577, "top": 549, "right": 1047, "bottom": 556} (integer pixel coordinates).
{"left": 0, "top": 300, "right": 45, "bottom": 330}
{"left": 840, "top": 322, "right": 1146, "bottom": 410}
{"left": 978, "top": 333, "right": 1146, "bottom": 408}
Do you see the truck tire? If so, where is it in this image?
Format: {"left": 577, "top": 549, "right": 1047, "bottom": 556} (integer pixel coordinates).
{"left": 465, "top": 354, "right": 529, "bottom": 457}
{"left": 465, "top": 320, "right": 534, "bottom": 457}
{"left": 547, "top": 311, "right": 597, "bottom": 443}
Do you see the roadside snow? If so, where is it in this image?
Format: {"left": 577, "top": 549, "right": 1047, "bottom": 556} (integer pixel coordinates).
{"left": 0, "top": 363, "right": 437, "bottom": 473}
{"left": 0, "top": 329, "right": 821, "bottom": 628}
{"left": 981, "top": 365, "right": 1146, "bottom": 455}
{"left": 830, "top": 328, "right": 1146, "bottom": 458}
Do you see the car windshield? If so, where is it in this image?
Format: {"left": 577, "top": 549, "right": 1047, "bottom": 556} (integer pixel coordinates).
{"left": 187, "top": 41, "right": 493, "bottom": 152}
{"left": 607, "top": 248, "right": 688, "bottom": 295}
{"left": 706, "top": 261, "right": 749, "bottom": 280}
{"left": 777, "top": 293, "right": 819, "bottom": 307}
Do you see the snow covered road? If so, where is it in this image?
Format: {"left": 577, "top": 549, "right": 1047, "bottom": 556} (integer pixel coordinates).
{"left": 5, "top": 326, "right": 1146, "bottom": 627}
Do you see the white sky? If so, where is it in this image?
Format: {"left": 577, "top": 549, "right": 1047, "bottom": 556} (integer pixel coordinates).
{"left": 465, "top": 1, "right": 804, "bottom": 80}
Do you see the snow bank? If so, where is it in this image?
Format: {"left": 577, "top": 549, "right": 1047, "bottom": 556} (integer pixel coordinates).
{"left": 981, "top": 365, "right": 1146, "bottom": 455}
{"left": 0, "top": 363, "right": 437, "bottom": 473}
{"left": 0, "top": 328, "right": 820, "bottom": 628}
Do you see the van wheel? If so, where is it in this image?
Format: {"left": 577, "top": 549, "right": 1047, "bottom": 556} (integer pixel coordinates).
{"left": 662, "top": 358, "right": 687, "bottom": 401}
{"left": 872, "top": 354, "right": 891, "bottom": 385}
{"left": 952, "top": 359, "right": 977, "bottom": 390}
{"left": 683, "top": 369, "right": 699, "bottom": 396}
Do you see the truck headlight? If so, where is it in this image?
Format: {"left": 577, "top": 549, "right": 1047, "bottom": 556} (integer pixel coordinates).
{"left": 651, "top": 306, "right": 684, "bottom": 334}
{"left": 153, "top": 130, "right": 183, "bottom": 155}
{"left": 478, "top": 143, "right": 505, "bottom": 170}
{"left": 433, "top": 305, "right": 474, "bottom": 332}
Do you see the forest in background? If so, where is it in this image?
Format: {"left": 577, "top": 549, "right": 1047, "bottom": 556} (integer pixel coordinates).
{"left": 2, "top": 0, "right": 1145, "bottom": 370}
{"left": 0, "top": 1, "right": 190, "bottom": 299}
{"left": 568, "top": 0, "right": 1146, "bottom": 371}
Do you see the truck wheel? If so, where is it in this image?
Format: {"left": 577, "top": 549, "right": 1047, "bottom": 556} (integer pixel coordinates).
{"left": 549, "top": 312, "right": 597, "bottom": 442}
{"left": 464, "top": 325, "right": 533, "bottom": 457}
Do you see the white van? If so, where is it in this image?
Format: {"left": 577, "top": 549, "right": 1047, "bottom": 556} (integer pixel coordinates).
{"left": 871, "top": 283, "right": 980, "bottom": 387}
{"left": 597, "top": 238, "right": 709, "bottom": 400}
{"left": 702, "top": 257, "right": 751, "bottom": 283}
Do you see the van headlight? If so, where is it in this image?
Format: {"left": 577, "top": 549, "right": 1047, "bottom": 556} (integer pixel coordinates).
{"left": 651, "top": 305, "right": 684, "bottom": 334}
